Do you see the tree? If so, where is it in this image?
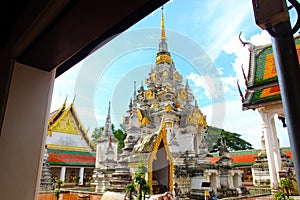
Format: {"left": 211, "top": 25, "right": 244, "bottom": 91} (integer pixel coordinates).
{"left": 91, "top": 124, "right": 127, "bottom": 150}
{"left": 141, "top": 184, "right": 151, "bottom": 200}
{"left": 91, "top": 127, "right": 104, "bottom": 144}
{"left": 274, "top": 177, "right": 295, "bottom": 200}
{"left": 206, "top": 126, "right": 253, "bottom": 153}
{"left": 125, "top": 183, "right": 136, "bottom": 200}
{"left": 279, "top": 177, "right": 294, "bottom": 198}
{"left": 126, "top": 161, "right": 150, "bottom": 200}
{"left": 54, "top": 179, "right": 63, "bottom": 200}
{"left": 112, "top": 124, "right": 127, "bottom": 149}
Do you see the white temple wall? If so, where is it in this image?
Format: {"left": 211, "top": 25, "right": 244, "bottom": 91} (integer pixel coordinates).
{"left": 232, "top": 171, "right": 243, "bottom": 188}
{"left": 177, "top": 133, "right": 194, "bottom": 152}
{"left": 251, "top": 168, "right": 270, "bottom": 186}
{"left": 207, "top": 169, "right": 219, "bottom": 193}
{"left": 95, "top": 141, "right": 118, "bottom": 167}
{"left": 47, "top": 131, "right": 91, "bottom": 149}
{"left": 191, "top": 176, "right": 208, "bottom": 189}
{"left": 96, "top": 142, "right": 107, "bottom": 167}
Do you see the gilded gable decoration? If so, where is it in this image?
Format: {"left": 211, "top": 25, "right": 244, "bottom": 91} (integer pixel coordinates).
{"left": 146, "top": 89, "right": 155, "bottom": 99}
{"left": 148, "top": 119, "right": 174, "bottom": 193}
{"left": 165, "top": 104, "right": 172, "bottom": 112}
{"left": 52, "top": 111, "right": 79, "bottom": 134}
{"left": 186, "top": 109, "right": 207, "bottom": 126}
{"left": 178, "top": 88, "right": 187, "bottom": 100}
{"left": 47, "top": 102, "right": 95, "bottom": 151}
{"left": 137, "top": 108, "right": 150, "bottom": 126}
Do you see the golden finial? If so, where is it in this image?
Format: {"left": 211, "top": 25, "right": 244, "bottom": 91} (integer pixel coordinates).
{"left": 161, "top": 6, "right": 166, "bottom": 40}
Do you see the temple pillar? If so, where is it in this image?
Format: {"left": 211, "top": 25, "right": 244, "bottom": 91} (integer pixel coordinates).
{"left": 79, "top": 167, "right": 84, "bottom": 185}
{"left": 228, "top": 173, "right": 234, "bottom": 189}
{"left": 258, "top": 109, "right": 279, "bottom": 191}
{"left": 270, "top": 117, "right": 282, "bottom": 181}
{"left": 60, "top": 167, "right": 66, "bottom": 182}
{"left": 0, "top": 62, "right": 55, "bottom": 200}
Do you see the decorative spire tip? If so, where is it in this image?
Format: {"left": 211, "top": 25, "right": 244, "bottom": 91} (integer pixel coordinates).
{"left": 160, "top": 6, "right": 166, "bottom": 40}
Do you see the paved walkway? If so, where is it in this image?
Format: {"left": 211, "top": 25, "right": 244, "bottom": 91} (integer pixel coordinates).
{"left": 240, "top": 195, "right": 300, "bottom": 200}
{"left": 242, "top": 195, "right": 274, "bottom": 200}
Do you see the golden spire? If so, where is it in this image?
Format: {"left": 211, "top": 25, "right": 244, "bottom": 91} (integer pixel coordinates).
{"left": 161, "top": 6, "right": 166, "bottom": 40}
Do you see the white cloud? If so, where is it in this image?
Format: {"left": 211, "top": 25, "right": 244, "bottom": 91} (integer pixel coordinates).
{"left": 221, "top": 76, "right": 237, "bottom": 95}
{"left": 221, "top": 30, "right": 271, "bottom": 89}
{"left": 95, "top": 113, "right": 106, "bottom": 121}
{"left": 214, "top": 30, "right": 291, "bottom": 148}
{"left": 217, "top": 67, "right": 224, "bottom": 75}
{"left": 187, "top": 72, "right": 237, "bottom": 100}
{"left": 250, "top": 30, "right": 271, "bottom": 46}
{"left": 200, "top": 1, "right": 253, "bottom": 60}
{"left": 222, "top": 35, "right": 250, "bottom": 89}
{"left": 202, "top": 97, "right": 290, "bottom": 148}
{"left": 50, "top": 61, "right": 83, "bottom": 111}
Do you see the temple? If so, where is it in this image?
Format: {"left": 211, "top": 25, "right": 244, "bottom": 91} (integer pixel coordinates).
{"left": 38, "top": 7, "right": 297, "bottom": 199}
{"left": 93, "top": 8, "right": 243, "bottom": 198}
{"left": 238, "top": 35, "right": 300, "bottom": 191}
{"left": 45, "top": 100, "right": 96, "bottom": 186}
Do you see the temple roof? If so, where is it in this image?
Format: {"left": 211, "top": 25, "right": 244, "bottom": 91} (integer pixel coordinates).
{"left": 132, "top": 133, "right": 158, "bottom": 153}
{"left": 242, "top": 35, "right": 300, "bottom": 110}
{"left": 47, "top": 101, "right": 95, "bottom": 152}
{"left": 132, "top": 118, "right": 173, "bottom": 163}
{"left": 211, "top": 147, "right": 292, "bottom": 167}
{"left": 48, "top": 149, "right": 95, "bottom": 167}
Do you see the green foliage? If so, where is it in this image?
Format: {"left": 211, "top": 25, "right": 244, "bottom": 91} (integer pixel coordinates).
{"left": 275, "top": 191, "right": 287, "bottom": 200}
{"left": 126, "top": 161, "right": 150, "bottom": 200}
{"left": 206, "top": 126, "right": 253, "bottom": 153}
{"left": 54, "top": 190, "right": 60, "bottom": 199}
{"left": 279, "top": 178, "right": 294, "bottom": 198}
{"left": 126, "top": 183, "right": 137, "bottom": 192}
{"left": 142, "top": 184, "right": 151, "bottom": 200}
{"left": 55, "top": 179, "right": 63, "bottom": 188}
{"left": 274, "top": 191, "right": 293, "bottom": 200}
{"left": 91, "top": 124, "right": 127, "bottom": 150}
{"left": 112, "top": 124, "right": 127, "bottom": 149}
{"left": 91, "top": 127, "right": 104, "bottom": 144}
{"left": 126, "top": 183, "right": 136, "bottom": 200}
{"left": 54, "top": 179, "right": 63, "bottom": 200}
{"left": 136, "top": 161, "right": 148, "bottom": 174}
{"left": 274, "top": 178, "right": 295, "bottom": 200}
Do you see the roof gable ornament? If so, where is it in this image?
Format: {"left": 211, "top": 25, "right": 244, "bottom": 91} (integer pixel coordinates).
{"left": 47, "top": 102, "right": 95, "bottom": 151}
{"left": 237, "top": 79, "right": 245, "bottom": 102}
{"left": 241, "top": 64, "right": 248, "bottom": 87}
{"left": 239, "top": 32, "right": 253, "bottom": 51}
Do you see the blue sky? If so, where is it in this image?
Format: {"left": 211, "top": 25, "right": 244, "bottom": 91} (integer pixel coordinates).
{"left": 51, "top": 0, "right": 296, "bottom": 148}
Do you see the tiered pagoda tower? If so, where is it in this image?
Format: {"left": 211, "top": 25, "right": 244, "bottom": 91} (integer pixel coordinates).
{"left": 121, "top": 7, "right": 217, "bottom": 195}
{"left": 122, "top": 7, "right": 208, "bottom": 159}
{"left": 94, "top": 7, "right": 244, "bottom": 197}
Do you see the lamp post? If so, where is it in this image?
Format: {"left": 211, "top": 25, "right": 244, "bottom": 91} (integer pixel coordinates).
{"left": 252, "top": 0, "right": 300, "bottom": 190}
